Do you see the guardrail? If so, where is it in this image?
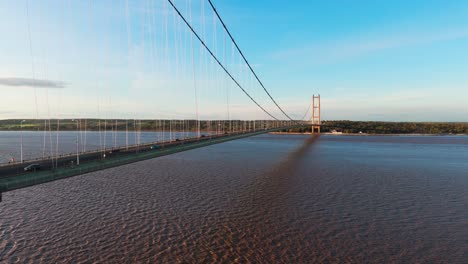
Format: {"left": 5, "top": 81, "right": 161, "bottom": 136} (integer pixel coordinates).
{"left": 0, "top": 126, "right": 303, "bottom": 198}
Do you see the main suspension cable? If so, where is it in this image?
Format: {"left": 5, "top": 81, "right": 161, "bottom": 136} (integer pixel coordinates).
{"left": 300, "top": 104, "right": 311, "bottom": 121}
{"left": 207, "top": 0, "right": 296, "bottom": 122}
{"left": 166, "top": 0, "right": 280, "bottom": 121}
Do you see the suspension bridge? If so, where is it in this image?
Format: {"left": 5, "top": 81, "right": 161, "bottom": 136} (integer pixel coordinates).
{"left": 0, "top": 0, "right": 322, "bottom": 201}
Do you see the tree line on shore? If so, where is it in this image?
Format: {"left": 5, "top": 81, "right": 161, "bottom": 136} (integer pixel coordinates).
{"left": 1, "top": 119, "right": 467, "bottom": 134}
{"left": 0, "top": 119, "right": 281, "bottom": 132}
{"left": 284, "top": 120, "right": 468, "bottom": 134}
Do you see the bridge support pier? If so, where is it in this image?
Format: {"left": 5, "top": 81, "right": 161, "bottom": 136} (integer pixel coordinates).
{"left": 312, "top": 94, "right": 321, "bottom": 135}
{"left": 312, "top": 125, "right": 320, "bottom": 134}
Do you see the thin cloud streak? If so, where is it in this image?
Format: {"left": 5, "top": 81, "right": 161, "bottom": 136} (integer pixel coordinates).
{"left": 272, "top": 28, "right": 468, "bottom": 65}
{"left": 0, "top": 77, "right": 66, "bottom": 88}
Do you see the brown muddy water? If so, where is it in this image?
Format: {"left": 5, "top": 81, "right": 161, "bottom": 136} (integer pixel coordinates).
{"left": 0, "top": 134, "right": 467, "bottom": 263}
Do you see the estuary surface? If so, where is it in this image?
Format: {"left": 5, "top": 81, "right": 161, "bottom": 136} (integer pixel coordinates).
{"left": 0, "top": 134, "right": 467, "bottom": 263}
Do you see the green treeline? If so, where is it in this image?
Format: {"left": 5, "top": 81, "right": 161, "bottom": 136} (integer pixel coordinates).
{"left": 1, "top": 119, "right": 467, "bottom": 134}
{"left": 286, "top": 121, "right": 468, "bottom": 134}
{"left": 0, "top": 119, "right": 275, "bottom": 132}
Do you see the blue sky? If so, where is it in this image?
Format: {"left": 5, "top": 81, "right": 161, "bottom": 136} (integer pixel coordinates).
{"left": 1, "top": 0, "right": 468, "bottom": 121}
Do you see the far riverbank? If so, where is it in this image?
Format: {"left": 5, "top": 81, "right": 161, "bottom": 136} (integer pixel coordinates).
{"left": 269, "top": 132, "right": 468, "bottom": 136}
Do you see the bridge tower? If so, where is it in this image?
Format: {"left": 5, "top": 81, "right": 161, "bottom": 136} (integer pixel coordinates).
{"left": 311, "top": 94, "right": 321, "bottom": 134}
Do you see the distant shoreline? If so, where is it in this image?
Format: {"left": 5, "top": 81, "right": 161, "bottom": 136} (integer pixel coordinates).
{"left": 1, "top": 130, "right": 465, "bottom": 136}
{"left": 268, "top": 132, "right": 468, "bottom": 136}
{"left": 1, "top": 120, "right": 467, "bottom": 135}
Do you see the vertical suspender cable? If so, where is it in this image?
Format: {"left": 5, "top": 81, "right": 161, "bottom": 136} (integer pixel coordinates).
{"left": 200, "top": 0, "right": 205, "bottom": 136}
{"left": 166, "top": 0, "right": 280, "bottom": 121}
{"left": 125, "top": 0, "right": 132, "bottom": 149}
{"left": 25, "top": 0, "right": 39, "bottom": 120}
{"left": 25, "top": 0, "right": 39, "bottom": 162}
{"left": 186, "top": 0, "right": 200, "bottom": 138}
{"left": 207, "top": 0, "right": 298, "bottom": 122}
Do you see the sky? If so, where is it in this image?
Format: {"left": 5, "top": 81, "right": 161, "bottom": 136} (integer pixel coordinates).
{"left": 1, "top": 0, "right": 468, "bottom": 121}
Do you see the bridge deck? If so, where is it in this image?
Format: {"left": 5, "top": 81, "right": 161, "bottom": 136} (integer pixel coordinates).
{"left": 0, "top": 126, "right": 302, "bottom": 199}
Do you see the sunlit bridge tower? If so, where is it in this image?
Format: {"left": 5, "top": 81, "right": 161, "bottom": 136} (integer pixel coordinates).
{"left": 312, "top": 95, "right": 321, "bottom": 134}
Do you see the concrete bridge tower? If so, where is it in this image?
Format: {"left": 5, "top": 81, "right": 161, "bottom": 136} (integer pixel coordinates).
{"left": 312, "top": 95, "right": 321, "bottom": 134}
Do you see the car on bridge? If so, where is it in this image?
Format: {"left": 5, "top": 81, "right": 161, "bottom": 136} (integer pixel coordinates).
{"left": 24, "top": 164, "right": 41, "bottom": 172}
{"left": 150, "top": 145, "right": 160, "bottom": 150}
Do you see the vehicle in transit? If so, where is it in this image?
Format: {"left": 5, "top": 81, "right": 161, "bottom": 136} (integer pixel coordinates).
{"left": 24, "top": 164, "right": 41, "bottom": 172}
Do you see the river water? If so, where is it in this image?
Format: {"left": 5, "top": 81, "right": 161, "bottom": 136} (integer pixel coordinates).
{"left": 0, "top": 134, "right": 467, "bottom": 263}
{"left": 0, "top": 131, "right": 204, "bottom": 164}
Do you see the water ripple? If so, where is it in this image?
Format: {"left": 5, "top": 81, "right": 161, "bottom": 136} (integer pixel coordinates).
{"left": 0, "top": 135, "right": 467, "bottom": 263}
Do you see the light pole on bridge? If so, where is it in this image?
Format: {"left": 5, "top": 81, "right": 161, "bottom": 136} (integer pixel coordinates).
{"left": 72, "top": 119, "right": 80, "bottom": 165}
{"left": 20, "top": 120, "right": 26, "bottom": 163}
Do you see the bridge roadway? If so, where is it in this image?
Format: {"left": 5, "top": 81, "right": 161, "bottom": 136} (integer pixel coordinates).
{"left": 0, "top": 125, "right": 305, "bottom": 200}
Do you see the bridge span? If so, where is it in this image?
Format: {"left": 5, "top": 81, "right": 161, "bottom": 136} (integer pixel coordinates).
{"left": 0, "top": 0, "right": 323, "bottom": 202}
{"left": 0, "top": 124, "right": 313, "bottom": 201}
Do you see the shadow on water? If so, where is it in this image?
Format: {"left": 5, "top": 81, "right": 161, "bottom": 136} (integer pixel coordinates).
{"left": 248, "top": 135, "right": 320, "bottom": 204}
{"left": 2, "top": 134, "right": 465, "bottom": 263}
{"left": 194, "top": 135, "right": 322, "bottom": 262}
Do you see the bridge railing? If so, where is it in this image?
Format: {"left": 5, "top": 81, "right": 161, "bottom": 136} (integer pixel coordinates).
{"left": 1, "top": 125, "right": 302, "bottom": 193}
